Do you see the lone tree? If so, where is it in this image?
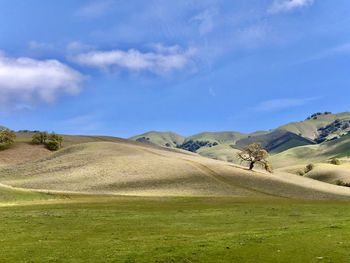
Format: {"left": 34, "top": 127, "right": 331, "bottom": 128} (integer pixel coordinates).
{"left": 0, "top": 129, "right": 16, "bottom": 149}
{"left": 237, "top": 143, "right": 272, "bottom": 173}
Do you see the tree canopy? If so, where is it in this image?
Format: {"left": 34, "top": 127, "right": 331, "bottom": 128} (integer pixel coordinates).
{"left": 237, "top": 143, "right": 272, "bottom": 173}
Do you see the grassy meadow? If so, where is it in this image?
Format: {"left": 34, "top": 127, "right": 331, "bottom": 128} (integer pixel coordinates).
{"left": 1, "top": 196, "right": 350, "bottom": 262}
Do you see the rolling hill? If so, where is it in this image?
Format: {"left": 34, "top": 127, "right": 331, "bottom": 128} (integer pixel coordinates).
{"left": 278, "top": 112, "right": 350, "bottom": 140}
{"left": 130, "top": 112, "right": 350, "bottom": 165}
{"left": 1, "top": 137, "right": 350, "bottom": 200}
{"left": 234, "top": 130, "right": 315, "bottom": 153}
{"left": 1, "top": 111, "right": 350, "bottom": 201}
{"left": 129, "top": 131, "right": 185, "bottom": 147}
{"left": 271, "top": 133, "right": 350, "bottom": 169}
{"left": 304, "top": 163, "right": 350, "bottom": 185}
{"left": 185, "top": 131, "right": 247, "bottom": 144}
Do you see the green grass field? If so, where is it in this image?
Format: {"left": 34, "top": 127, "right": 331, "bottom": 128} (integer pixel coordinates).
{"left": 1, "top": 196, "right": 350, "bottom": 263}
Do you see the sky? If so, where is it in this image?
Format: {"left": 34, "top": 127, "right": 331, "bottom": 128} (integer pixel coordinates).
{"left": 0, "top": 0, "right": 350, "bottom": 137}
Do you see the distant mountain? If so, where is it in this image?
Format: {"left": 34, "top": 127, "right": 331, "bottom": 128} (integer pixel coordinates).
{"left": 234, "top": 130, "right": 315, "bottom": 153}
{"left": 185, "top": 131, "right": 247, "bottom": 144}
{"left": 278, "top": 112, "right": 350, "bottom": 140}
{"left": 129, "top": 131, "right": 185, "bottom": 148}
{"left": 130, "top": 112, "right": 350, "bottom": 164}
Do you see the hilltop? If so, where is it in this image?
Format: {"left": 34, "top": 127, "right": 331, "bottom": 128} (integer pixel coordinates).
{"left": 130, "top": 112, "right": 350, "bottom": 164}
{"left": 129, "top": 131, "right": 185, "bottom": 148}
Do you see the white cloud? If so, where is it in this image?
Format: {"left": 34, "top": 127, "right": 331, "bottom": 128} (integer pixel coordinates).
{"left": 0, "top": 53, "right": 84, "bottom": 109}
{"left": 76, "top": 0, "right": 114, "bottom": 18}
{"left": 72, "top": 45, "right": 197, "bottom": 75}
{"left": 268, "top": 0, "right": 314, "bottom": 14}
{"left": 254, "top": 97, "right": 317, "bottom": 111}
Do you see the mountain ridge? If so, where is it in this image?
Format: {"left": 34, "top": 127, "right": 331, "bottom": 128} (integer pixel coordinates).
{"left": 129, "top": 111, "right": 350, "bottom": 163}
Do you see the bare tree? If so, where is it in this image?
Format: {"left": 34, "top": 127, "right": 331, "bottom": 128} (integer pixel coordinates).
{"left": 237, "top": 143, "right": 272, "bottom": 172}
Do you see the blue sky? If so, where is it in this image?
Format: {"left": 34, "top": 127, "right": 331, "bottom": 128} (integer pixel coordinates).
{"left": 0, "top": 0, "right": 350, "bottom": 137}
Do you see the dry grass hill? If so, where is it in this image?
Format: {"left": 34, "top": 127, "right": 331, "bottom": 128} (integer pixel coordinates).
{"left": 1, "top": 113, "right": 350, "bottom": 201}
{"left": 129, "top": 131, "right": 185, "bottom": 147}
{"left": 0, "top": 131, "right": 350, "bottom": 200}
{"left": 129, "top": 113, "right": 350, "bottom": 175}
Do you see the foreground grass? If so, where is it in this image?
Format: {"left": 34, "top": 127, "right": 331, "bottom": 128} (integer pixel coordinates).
{"left": 1, "top": 197, "right": 350, "bottom": 262}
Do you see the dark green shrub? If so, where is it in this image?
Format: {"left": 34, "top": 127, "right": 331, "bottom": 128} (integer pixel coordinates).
{"left": 330, "top": 158, "right": 341, "bottom": 165}
{"left": 48, "top": 133, "right": 63, "bottom": 147}
{"left": 335, "top": 180, "right": 350, "bottom": 187}
{"left": 0, "top": 129, "right": 16, "bottom": 150}
{"left": 297, "top": 170, "right": 305, "bottom": 176}
{"left": 304, "top": 164, "right": 314, "bottom": 173}
{"left": 46, "top": 140, "right": 60, "bottom": 151}
{"left": 32, "top": 132, "right": 48, "bottom": 144}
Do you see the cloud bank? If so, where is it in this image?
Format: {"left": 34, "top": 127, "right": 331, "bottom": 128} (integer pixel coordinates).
{"left": 72, "top": 45, "right": 196, "bottom": 75}
{"left": 268, "top": 0, "right": 314, "bottom": 14}
{"left": 0, "top": 54, "right": 84, "bottom": 109}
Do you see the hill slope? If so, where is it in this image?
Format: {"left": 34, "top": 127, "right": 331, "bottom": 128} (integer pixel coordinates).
{"left": 278, "top": 112, "right": 350, "bottom": 140}
{"left": 185, "top": 131, "right": 247, "bottom": 144}
{"left": 130, "top": 112, "right": 350, "bottom": 162}
{"left": 235, "top": 130, "right": 315, "bottom": 153}
{"left": 271, "top": 133, "right": 350, "bottom": 168}
{"left": 1, "top": 140, "right": 350, "bottom": 199}
{"left": 305, "top": 163, "right": 350, "bottom": 185}
{"left": 0, "top": 132, "right": 151, "bottom": 167}
{"left": 129, "top": 131, "right": 185, "bottom": 147}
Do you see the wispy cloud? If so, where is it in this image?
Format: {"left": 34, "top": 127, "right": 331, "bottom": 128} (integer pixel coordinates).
{"left": 72, "top": 44, "right": 197, "bottom": 75}
{"left": 76, "top": 0, "right": 114, "bottom": 18}
{"left": 268, "top": 0, "right": 314, "bottom": 14}
{"left": 295, "top": 42, "right": 350, "bottom": 65}
{"left": 312, "top": 42, "right": 350, "bottom": 59}
{"left": 66, "top": 41, "right": 95, "bottom": 54}
{"left": 191, "top": 8, "right": 218, "bottom": 35}
{"left": 0, "top": 53, "right": 84, "bottom": 110}
{"left": 254, "top": 97, "right": 318, "bottom": 112}
{"left": 28, "top": 41, "right": 55, "bottom": 51}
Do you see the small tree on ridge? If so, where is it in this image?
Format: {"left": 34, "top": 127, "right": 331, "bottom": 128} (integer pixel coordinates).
{"left": 237, "top": 143, "right": 272, "bottom": 173}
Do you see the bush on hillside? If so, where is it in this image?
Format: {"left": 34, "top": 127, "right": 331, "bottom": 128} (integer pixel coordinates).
{"left": 31, "top": 131, "right": 63, "bottom": 151}
{"left": 335, "top": 180, "right": 350, "bottom": 187}
{"left": 178, "top": 140, "right": 216, "bottom": 152}
{"left": 296, "top": 170, "right": 305, "bottom": 176}
{"left": 304, "top": 164, "right": 314, "bottom": 173}
{"left": 48, "top": 133, "right": 63, "bottom": 148}
{"left": 0, "top": 129, "right": 16, "bottom": 150}
{"left": 46, "top": 133, "right": 63, "bottom": 151}
{"left": 330, "top": 158, "right": 341, "bottom": 165}
{"left": 46, "top": 140, "right": 61, "bottom": 151}
{"left": 32, "top": 131, "right": 48, "bottom": 144}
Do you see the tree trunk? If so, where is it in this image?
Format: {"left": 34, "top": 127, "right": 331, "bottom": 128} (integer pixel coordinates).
{"left": 249, "top": 162, "right": 255, "bottom": 170}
